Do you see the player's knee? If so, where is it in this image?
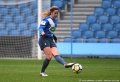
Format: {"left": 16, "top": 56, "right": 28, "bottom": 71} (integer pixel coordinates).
{"left": 46, "top": 55, "right": 52, "bottom": 60}
{"left": 46, "top": 51, "right": 53, "bottom": 60}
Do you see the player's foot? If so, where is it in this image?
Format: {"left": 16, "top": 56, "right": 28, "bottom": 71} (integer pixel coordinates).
{"left": 40, "top": 72, "right": 48, "bottom": 76}
{"left": 64, "top": 63, "right": 75, "bottom": 68}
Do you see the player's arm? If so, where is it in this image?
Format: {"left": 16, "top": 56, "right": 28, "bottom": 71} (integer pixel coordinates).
{"left": 39, "top": 20, "right": 49, "bottom": 38}
{"left": 39, "top": 21, "right": 45, "bottom": 35}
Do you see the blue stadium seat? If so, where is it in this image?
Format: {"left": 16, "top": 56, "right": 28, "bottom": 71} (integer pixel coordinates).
{"left": 99, "top": 38, "right": 110, "bottom": 43}
{"left": 95, "top": 30, "right": 106, "bottom": 38}
{"left": 21, "top": 8, "right": 32, "bottom": 16}
{"left": 91, "top": 23, "right": 101, "bottom": 31}
{"left": 105, "top": 7, "right": 116, "bottom": 16}
{"left": 111, "top": 38, "right": 120, "bottom": 43}
{"left": 72, "top": 30, "right": 82, "bottom": 39}
{"left": 6, "top": 23, "right": 16, "bottom": 30}
{"left": 29, "top": 1, "right": 38, "bottom": 9}
{"left": 94, "top": 7, "right": 104, "bottom": 16}
{"left": 0, "top": 30, "right": 8, "bottom": 36}
{"left": 85, "top": 38, "right": 98, "bottom": 43}
{"left": 118, "top": 32, "right": 120, "bottom": 38}
{"left": 102, "top": 23, "right": 113, "bottom": 31}
{"left": 98, "top": 15, "right": 108, "bottom": 24}
{"left": 26, "top": 16, "right": 35, "bottom": 23}
{"left": 29, "top": 23, "right": 37, "bottom": 35}
{"left": 18, "top": 3, "right": 28, "bottom": 8}
{"left": 110, "top": 15, "right": 120, "bottom": 24}
{"left": 18, "top": 23, "right": 28, "bottom": 31}
{"left": 86, "top": 15, "right": 97, "bottom": 24}
{"left": 114, "top": 23, "right": 120, "bottom": 31}
{"left": 0, "top": 15, "right": 1, "bottom": 21}
{"left": 9, "top": 30, "right": 20, "bottom": 36}
{"left": 62, "top": 0, "right": 70, "bottom": 4}
{"left": 51, "top": 0, "right": 63, "bottom": 10}
{"left": 14, "top": 15, "right": 24, "bottom": 23}
{"left": 107, "top": 31, "right": 118, "bottom": 39}
{"left": 113, "top": 0, "right": 120, "bottom": 8}
{"left": 0, "top": 5, "right": 5, "bottom": 8}
{"left": 0, "top": 8, "right": 8, "bottom": 15}
{"left": 6, "top": 5, "right": 16, "bottom": 8}
{"left": 7, "top": 0, "right": 17, "bottom": 2}
{"left": 33, "top": 8, "right": 38, "bottom": 15}
{"left": 3, "top": 15, "right": 12, "bottom": 23}
{"left": 117, "top": 8, "right": 120, "bottom": 16}
{"left": 10, "top": 8, "right": 20, "bottom": 16}
{"left": 79, "top": 23, "right": 89, "bottom": 31}
{"left": 0, "top": 23, "right": 5, "bottom": 30}
{"left": 83, "top": 30, "right": 94, "bottom": 38}
{"left": 31, "top": 30, "right": 37, "bottom": 35}
{"left": 102, "top": 0, "right": 111, "bottom": 8}
{"left": 21, "top": 30, "right": 32, "bottom": 36}
{"left": 29, "top": 23, "right": 37, "bottom": 31}
{"left": 74, "top": 38, "right": 84, "bottom": 43}
{"left": 63, "top": 37, "right": 73, "bottom": 42}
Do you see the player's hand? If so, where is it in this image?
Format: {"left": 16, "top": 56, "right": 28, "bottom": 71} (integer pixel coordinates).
{"left": 42, "top": 34, "right": 49, "bottom": 38}
{"left": 53, "top": 34, "right": 57, "bottom": 43}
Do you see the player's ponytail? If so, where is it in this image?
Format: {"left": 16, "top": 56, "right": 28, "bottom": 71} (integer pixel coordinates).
{"left": 41, "top": 6, "right": 58, "bottom": 18}
{"left": 41, "top": 11, "right": 51, "bottom": 18}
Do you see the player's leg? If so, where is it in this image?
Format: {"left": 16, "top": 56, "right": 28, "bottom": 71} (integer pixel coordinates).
{"left": 40, "top": 47, "right": 52, "bottom": 76}
{"left": 39, "top": 37, "right": 52, "bottom": 76}
{"left": 51, "top": 47, "right": 74, "bottom": 68}
{"left": 51, "top": 47, "right": 65, "bottom": 65}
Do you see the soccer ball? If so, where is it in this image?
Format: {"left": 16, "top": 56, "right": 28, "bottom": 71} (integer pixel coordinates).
{"left": 72, "top": 63, "right": 82, "bottom": 74}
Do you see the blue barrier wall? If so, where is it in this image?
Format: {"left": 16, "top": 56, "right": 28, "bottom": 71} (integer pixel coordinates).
{"left": 57, "top": 43, "right": 120, "bottom": 56}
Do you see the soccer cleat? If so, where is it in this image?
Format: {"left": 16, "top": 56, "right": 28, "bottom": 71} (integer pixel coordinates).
{"left": 40, "top": 72, "right": 48, "bottom": 76}
{"left": 64, "top": 63, "right": 75, "bottom": 68}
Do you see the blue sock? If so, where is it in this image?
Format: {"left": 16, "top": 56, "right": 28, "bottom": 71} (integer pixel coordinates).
{"left": 54, "top": 55, "right": 66, "bottom": 65}
{"left": 41, "top": 58, "right": 50, "bottom": 73}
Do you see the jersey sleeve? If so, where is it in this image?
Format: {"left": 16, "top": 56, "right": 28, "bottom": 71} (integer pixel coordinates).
{"left": 39, "top": 19, "right": 48, "bottom": 34}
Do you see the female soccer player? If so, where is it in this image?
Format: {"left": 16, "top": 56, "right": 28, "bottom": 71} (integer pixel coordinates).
{"left": 39, "top": 6, "right": 74, "bottom": 76}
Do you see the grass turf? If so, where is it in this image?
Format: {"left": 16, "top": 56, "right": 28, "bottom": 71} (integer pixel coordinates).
{"left": 0, "top": 58, "right": 120, "bottom": 82}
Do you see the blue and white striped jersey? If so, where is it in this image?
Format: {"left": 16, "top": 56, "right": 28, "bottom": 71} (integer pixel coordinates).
{"left": 39, "top": 16, "right": 57, "bottom": 37}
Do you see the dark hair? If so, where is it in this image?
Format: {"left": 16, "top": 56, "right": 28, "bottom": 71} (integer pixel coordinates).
{"left": 50, "top": 8, "right": 58, "bottom": 12}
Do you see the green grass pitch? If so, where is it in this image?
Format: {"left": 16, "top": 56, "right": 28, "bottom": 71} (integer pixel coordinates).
{"left": 0, "top": 58, "right": 120, "bottom": 82}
